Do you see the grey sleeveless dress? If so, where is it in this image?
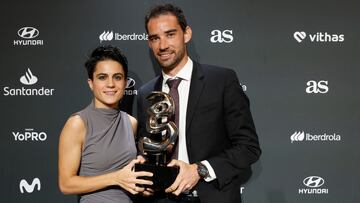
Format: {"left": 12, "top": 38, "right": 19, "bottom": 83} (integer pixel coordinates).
{"left": 75, "top": 101, "right": 137, "bottom": 203}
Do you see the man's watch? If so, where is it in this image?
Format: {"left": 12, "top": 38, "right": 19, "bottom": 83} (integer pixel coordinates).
{"left": 195, "top": 162, "right": 209, "bottom": 179}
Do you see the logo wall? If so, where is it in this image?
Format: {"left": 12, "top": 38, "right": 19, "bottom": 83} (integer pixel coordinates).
{"left": 2, "top": 68, "right": 55, "bottom": 96}
{"left": 210, "top": 29, "right": 233, "bottom": 43}
{"left": 14, "top": 27, "right": 44, "bottom": 46}
{"left": 99, "top": 30, "right": 148, "bottom": 42}
{"left": 298, "top": 176, "right": 328, "bottom": 194}
{"left": 294, "top": 31, "right": 344, "bottom": 43}
{"left": 290, "top": 131, "right": 341, "bottom": 143}
{"left": 19, "top": 178, "right": 41, "bottom": 193}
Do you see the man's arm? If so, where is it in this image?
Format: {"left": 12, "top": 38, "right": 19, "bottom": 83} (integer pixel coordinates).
{"left": 207, "top": 69, "right": 261, "bottom": 189}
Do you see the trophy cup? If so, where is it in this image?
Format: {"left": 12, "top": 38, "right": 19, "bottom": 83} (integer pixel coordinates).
{"left": 135, "top": 91, "right": 179, "bottom": 191}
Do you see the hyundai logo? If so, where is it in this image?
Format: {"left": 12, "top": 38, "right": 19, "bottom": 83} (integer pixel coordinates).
{"left": 303, "top": 176, "right": 325, "bottom": 188}
{"left": 126, "top": 77, "right": 136, "bottom": 89}
{"left": 18, "top": 27, "right": 39, "bottom": 39}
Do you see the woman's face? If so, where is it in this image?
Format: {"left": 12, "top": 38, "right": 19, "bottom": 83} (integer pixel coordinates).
{"left": 88, "top": 60, "right": 126, "bottom": 109}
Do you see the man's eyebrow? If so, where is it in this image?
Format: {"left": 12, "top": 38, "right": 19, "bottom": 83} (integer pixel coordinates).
{"left": 164, "top": 29, "right": 177, "bottom": 34}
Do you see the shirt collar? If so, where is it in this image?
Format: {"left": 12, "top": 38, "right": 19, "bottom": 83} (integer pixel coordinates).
{"left": 162, "top": 57, "right": 193, "bottom": 82}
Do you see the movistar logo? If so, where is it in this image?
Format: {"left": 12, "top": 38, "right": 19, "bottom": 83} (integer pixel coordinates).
{"left": 19, "top": 178, "right": 41, "bottom": 193}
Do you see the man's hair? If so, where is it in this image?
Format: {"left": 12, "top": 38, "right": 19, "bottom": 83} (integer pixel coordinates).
{"left": 84, "top": 45, "right": 128, "bottom": 80}
{"left": 145, "top": 3, "right": 188, "bottom": 33}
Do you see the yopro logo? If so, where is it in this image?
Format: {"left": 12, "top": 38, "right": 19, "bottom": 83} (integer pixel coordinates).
{"left": 99, "top": 30, "right": 147, "bottom": 42}
{"left": 293, "top": 31, "right": 344, "bottom": 43}
{"left": 299, "top": 176, "right": 328, "bottom": 194}
{"left": 210, "top": 29, "right": 233, "bottom": 43}
{"left": 14, "top": 27, "right": 44, "bottom": 46}
{"left": 290, "top": 131, "right": 341, "bottom": 143}
{"left": 2, "top": 68, "right": 55, "bottom": 96}
{"left": 13, "top": 128, "right": 47, "bottom": 142}
{"left": 19, "top": 178, "right": 41, "bottom": 193}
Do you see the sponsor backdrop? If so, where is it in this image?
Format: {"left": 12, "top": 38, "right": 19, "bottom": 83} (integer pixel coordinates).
{"left": 1, "top": 0, "right": 359, "bottom": 202}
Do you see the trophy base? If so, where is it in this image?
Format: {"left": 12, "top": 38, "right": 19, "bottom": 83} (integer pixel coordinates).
{"left": 134, "top": 163, "right": 179, "bottom": 191}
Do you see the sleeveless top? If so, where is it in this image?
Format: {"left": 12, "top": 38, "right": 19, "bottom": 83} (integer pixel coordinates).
{"left": 75, "top": 101, "right": 137, "bottom": 203}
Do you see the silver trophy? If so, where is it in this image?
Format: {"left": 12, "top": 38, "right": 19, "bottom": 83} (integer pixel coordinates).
{"left": 135, "top": 91, "right": 179, "bottom": 191}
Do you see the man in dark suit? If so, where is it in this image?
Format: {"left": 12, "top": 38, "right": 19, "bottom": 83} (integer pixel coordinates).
{"left": 136, "top": 4, "right": 261, "bottom": 203}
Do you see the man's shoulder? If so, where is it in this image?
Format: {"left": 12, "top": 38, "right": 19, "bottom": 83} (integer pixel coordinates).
{"left": 196, "top": 62, "right": 236, "bottom": 78}
{"left": 138, "top": 76, "right": 161, "bottom": 95}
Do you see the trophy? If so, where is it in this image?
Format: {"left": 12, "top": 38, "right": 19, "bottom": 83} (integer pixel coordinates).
{"left": 135, "top": 91, "right": 179, "bottom": 191}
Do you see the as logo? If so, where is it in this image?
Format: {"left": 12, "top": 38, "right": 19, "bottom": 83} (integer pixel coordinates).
{"left": 210, "top": 30, "right": 233, "bottom": 43}
{"left": 306, "top": 80, "right": 328, "bottom": 94}
{"left": 19, "top": 178, "right": 41, "bottom": 193}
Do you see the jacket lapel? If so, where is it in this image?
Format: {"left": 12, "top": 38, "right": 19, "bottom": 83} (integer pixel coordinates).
{"left": 186, "top": 62, "right": 205, "bottom": 131}
{"left": 153, "top": 75, "right": 163, "bottom": 91}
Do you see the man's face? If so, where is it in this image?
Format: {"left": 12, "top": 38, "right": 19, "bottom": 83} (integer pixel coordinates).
{"left": 147, "top": 14, "right": 192, "bottom": 73}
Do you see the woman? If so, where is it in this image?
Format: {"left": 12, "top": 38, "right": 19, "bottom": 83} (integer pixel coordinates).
{"left": 58, "top": 45, "right": 152, "bottom": 203}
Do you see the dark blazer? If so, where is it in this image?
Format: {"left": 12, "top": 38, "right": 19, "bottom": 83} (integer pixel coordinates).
{"left": 137, "top": 62, "right": 261, "bottom": 203}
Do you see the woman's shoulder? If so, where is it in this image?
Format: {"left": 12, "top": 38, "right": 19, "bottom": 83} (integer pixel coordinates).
{"left": 123, "top": 113, "right": 137, "bottom": 125}
{"left": 64, "top": 115, "right": 86, "bottom": 132}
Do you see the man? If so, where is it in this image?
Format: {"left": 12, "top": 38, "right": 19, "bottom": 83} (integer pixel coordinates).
{"left": 137, "top": 4, "right": 261, "bottom": 203}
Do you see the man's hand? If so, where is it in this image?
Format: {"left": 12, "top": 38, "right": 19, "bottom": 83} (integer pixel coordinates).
{"left": 165, "top": 159, "right": 200, "bottom": 196}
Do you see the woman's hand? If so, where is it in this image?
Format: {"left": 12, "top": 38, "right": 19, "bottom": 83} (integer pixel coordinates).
{"left": 112, "top": 157, "right": 153, "bottom": 195}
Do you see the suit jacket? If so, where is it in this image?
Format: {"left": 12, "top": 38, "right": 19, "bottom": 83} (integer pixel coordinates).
{"left": 136, "top": 62, "right": 261, "bottom": 203}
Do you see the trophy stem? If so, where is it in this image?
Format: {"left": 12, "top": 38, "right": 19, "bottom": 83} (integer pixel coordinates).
{"left": 148, "top": 153, "right": 168, "bottom": 166}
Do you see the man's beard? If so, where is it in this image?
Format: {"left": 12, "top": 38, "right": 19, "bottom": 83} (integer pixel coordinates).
{"left": 157, "top": 48, "right": 186, "bottom": 71}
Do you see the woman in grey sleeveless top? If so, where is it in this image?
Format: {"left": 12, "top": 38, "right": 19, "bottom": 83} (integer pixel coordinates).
{"left": 58, "top": 46, "right": 153, "bottom": 203}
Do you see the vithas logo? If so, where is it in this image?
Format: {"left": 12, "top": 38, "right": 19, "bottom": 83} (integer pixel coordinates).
{"left": 99, "top": 31, "right": 114, "bottom": 42}
{"left": 19, "top": 178, "right": 41, "bottom": 193}
{"left": 294, "top": 31, "right": 344, "bottom": 43}
{"left": 294, "top": 31, "right": 306, "bottom": 43}
{"left": 20, "top": 68, "right": 38, "bottom": 85}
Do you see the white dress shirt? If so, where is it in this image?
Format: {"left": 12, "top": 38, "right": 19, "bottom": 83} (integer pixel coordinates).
{"left": 162, "top": 57, "right": 216, "bottom": 182}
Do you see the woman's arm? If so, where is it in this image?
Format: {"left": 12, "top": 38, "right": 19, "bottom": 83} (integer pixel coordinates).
{"left": 58, "top": 115, "right": 152, "bottom": 195}
{"left": 128, "top": 114, "right": 138, "bottom": 136}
